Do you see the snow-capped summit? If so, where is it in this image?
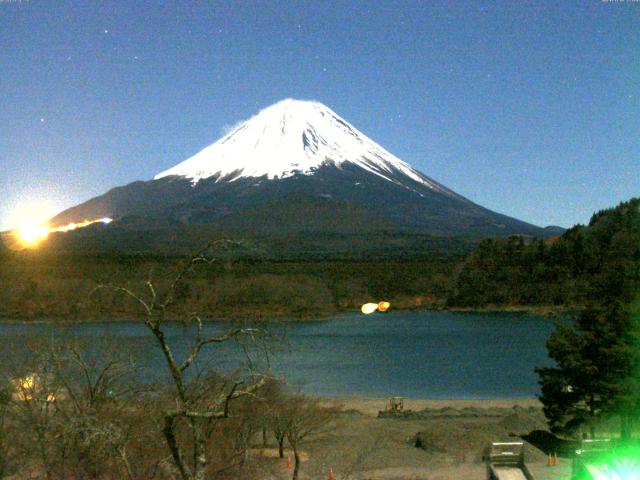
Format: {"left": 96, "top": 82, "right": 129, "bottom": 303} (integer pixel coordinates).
{"left": 154, "top": 99, "right": 451, "bottom": 196}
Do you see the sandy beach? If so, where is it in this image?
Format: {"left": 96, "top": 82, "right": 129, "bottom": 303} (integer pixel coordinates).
{"left": 323, "top": 396, "right": 543, "bottom": 416}
{"left": 256, "top": 396, "right": 572, "bottom": 480}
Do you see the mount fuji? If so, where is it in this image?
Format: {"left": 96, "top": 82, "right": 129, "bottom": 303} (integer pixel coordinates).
{"left": 154, "top": 98, "right": 454, "bottom": 195}
{"left": 49, "top": 99, "right": 549, "bottom": 256}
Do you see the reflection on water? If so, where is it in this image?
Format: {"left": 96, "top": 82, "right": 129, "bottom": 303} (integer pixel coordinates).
{"left": 0, "top": 311, "right": 557, "bottom": 398}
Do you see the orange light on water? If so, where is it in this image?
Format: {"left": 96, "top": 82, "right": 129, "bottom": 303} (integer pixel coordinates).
{"left": 361, "top": 301, "right": 391, "bottom": 315}
{"left": 378, "top": 301, "right": 391, "bottom": 312}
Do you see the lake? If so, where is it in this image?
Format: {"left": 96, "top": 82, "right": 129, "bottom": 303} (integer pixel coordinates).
{"left": 0, "top": 310, "right": 558, "bottom": 399}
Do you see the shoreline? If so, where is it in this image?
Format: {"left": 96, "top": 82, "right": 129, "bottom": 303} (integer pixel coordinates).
{"left": 0, "top": 304, "right": 576, "bottom": 324}
{"left": 321, "top": 395, "right": 541, "bottom": 416}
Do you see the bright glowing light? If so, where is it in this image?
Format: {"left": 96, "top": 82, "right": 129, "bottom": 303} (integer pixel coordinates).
{"left": 576, "top": 442, "right": 640, "bottom": 480}
{"left": 361, "top": 303, "right": 379, "bottom": 315}
{"left": 19, "top": 375, "right": 35, "bottom": 390}
{"left": 9, "top": 215, "right": 114, "bottom": 249}
{"left": 10, "top": 374, "right": 56, "bottom": 402}
{"left": 11, "top": 375, "right": 36, "bottom": 401}
{"left": 378, "top": 301, "right": 391, "bottom": 312}
{"left": 16, "top": 219, "right": 50, "bottom": 247}
{"left": 54, "top": 217, "right": 112, "bottom": 232}
{"left": 361, "top": 302, "right": 391, "bottom": 314}
{"left": 587, "top": 457, "right": 640, "bottom": 480}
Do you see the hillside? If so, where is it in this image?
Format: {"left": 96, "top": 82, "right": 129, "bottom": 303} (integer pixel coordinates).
{"left": 448, "top": 198, "right": 640, "bottom": 309}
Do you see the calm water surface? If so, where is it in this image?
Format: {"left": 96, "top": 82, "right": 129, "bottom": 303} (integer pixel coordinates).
{"left": 0, "top": 311, "right": 557, "bottom": 399}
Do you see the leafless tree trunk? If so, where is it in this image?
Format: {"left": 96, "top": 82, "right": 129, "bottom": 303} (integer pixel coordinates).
{"left": 96, "top": 242, "right": 270, "bottom": 480}
{"left": 283, "top": 395, "right": 334, "bottom": 480}
{"left": 278, "top": 434, "right": 285, "bottom": 458}
{"left": 292, "top": 444, "right": 301, "bottom": 480}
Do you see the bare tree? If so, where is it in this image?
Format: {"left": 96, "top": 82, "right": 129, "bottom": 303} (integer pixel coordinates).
{"left": 50, "top": 338, "right": 149, "bottom": 480}
{"left": 8, "top": 342, "right": 65, "bottom": 480}
{"left": 4, "top": 337, "right": 151, "bottom": 480}
{"left": 96, "top": 243, "right": 270, "bottom": 480}
{"left": 260, "top": 379, "right": 289, "bottom": 458}
{"left": 283, "top": 395, "right": 334, "bottom": 480}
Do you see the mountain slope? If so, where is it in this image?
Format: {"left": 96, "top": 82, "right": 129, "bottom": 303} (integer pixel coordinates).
{"left": 49, "top": 99, "right": 550, "bottom": 254}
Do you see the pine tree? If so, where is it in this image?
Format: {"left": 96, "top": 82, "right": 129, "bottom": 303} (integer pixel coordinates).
{"left": 536, "top": 199, "right": 640, "bottom": 439}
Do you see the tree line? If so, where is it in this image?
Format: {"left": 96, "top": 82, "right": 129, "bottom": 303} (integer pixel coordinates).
{"left": 448, "top": 199, "right": 640, "bottom": 310}
{"left": 0, "top": 253, "right": 459, "bottom": 321}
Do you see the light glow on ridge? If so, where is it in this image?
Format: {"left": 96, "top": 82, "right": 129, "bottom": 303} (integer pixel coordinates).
{"left": 10, "top": 216, "right": 113, "bottom": 249}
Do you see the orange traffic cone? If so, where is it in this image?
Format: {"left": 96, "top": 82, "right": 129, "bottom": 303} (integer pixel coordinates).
{"left": 328, "top": 466, "right": 334, "bottom": 480}
{"left": 554, "top": 451, "right": 559, "bottom": 466}
{"left": 547, "top": 452, "right": 552, "bottom": 466}
{"left": 287, "top": 456, "right": 292, "bottom": 470}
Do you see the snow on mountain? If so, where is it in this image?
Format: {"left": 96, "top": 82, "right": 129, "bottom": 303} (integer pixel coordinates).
{"left": 154, "top": 99, "right": 453, "bottom": 196}
{"left": 47, "top": 97, "right": 549, "bottom": 250}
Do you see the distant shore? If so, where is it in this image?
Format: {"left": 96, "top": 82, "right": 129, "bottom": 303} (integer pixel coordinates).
{"left": 321, "top": 395, "right": 542, "bottom": 417}
{"left": 0, "top": 303, "right": 576, "bottom": 324}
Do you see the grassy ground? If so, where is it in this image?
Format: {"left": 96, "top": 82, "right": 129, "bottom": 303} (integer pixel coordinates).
{"left": 254, "top": 397, "right": 573, "bottom": 480}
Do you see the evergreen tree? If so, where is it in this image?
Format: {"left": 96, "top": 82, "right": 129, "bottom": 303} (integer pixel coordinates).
{"left": 536, "top": 199, "right": 640, "bottom": 439}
